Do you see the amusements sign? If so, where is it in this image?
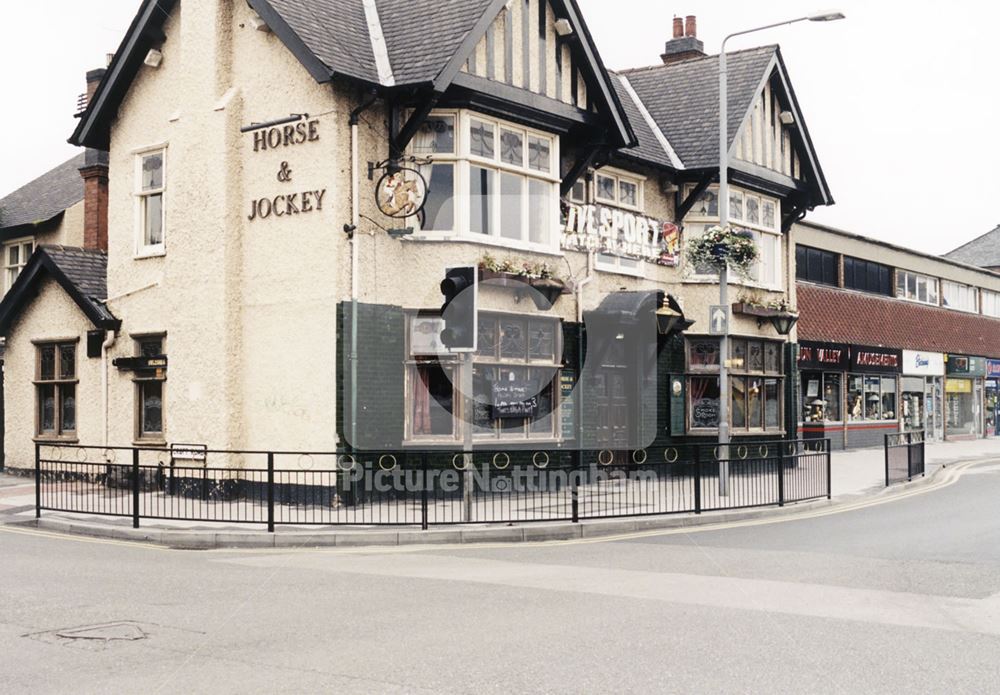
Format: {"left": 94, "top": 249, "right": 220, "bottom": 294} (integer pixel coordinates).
{"left": 562, "top": 202, "right": 680, "bottom": 266}
{"left": 491, "top": 380, "right": 539, "bottom": 419}
{"left": 246, "top": 118, "right": 328, "bottom": 221}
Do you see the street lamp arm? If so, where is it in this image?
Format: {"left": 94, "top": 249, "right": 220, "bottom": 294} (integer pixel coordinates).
{"left": 720, "top": 16, "right": 813, "bottom": 55}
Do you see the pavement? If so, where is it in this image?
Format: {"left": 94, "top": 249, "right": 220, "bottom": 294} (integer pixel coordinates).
{"left": 1, "top": 438, "right": 997, "bottom": 549}
{"left": 1, "top": 453, "right": 999, "bottom": 693}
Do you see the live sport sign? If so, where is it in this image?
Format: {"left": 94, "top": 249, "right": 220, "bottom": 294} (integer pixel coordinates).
{"left": 562, "top": 202, "right": 680, "bottom": 266}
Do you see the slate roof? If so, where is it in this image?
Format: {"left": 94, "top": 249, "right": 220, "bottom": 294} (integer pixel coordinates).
{"left": 621, "top": 46, "right": 777, "bottom": 169}
{"left": 944, "top": 226, "right": 1000, "bottom": 269}
{"left": 610, "top": 74, "right": 678, "bottom": 169}
{"left": 0, "top": 245, "right": 118, "bottom": 333}
{"left": 0, "top": 152, "right": 99, "bottom": 230}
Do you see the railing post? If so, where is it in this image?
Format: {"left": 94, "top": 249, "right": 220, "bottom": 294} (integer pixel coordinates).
{"left": 34, "top": 441, "right": 41, "bottom": 519}
{"left": 883, "top": 434, "right": 890, "bottom": 487}
{"left": 421, "top": 453, "right": 429, "bottom": 531}
{"left": 267, "top": 452, "right": 275, "bottom": 533}
{"left": 571, "top": 452, "right": 580, "bottom": 523}
{"left": 693, "top": 445, "right": 702, "bottom": 514}
{"left": 826, "top": 439, "right": 832, "bottom": 500}
{"left": 777, "top": 450, "right": 785, "bottom": 507}
{"left": 131, "top": 447, "right": 140, "bottom": 529}
{"left": 906, "top": 434, "right": 914, "bottom": 482}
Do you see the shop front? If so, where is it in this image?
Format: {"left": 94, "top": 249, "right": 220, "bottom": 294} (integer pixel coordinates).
{"left": 944, "top": 354, "right": 986, "bottom": 440}
{"left": 901, "top": 350, "right": 945, "bottom": 440}
{"left": 987, "top": 359, "right": 1000, "bottom": 438}
{"left": 797, "top": 340, "right": 850, "bottom": 449}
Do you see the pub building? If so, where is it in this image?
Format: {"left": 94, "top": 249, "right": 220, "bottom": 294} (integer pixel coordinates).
{"left": 0, "top": 1, "right": 835, "bottom": 472}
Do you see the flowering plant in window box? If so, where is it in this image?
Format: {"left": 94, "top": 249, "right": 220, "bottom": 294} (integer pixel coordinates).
{"left": 478, "top": 253, "right": 566, "bottom": 308}
{"left": 685, "top": 225, "right": 758, "bottom": 276}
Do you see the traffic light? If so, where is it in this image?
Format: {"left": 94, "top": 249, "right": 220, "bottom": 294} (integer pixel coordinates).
{"left": 440, "top": 266, "right": 477, "bottom": 351}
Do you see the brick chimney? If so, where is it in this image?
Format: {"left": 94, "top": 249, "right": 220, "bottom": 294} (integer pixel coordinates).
{"left": 79, "top": 149, "right": 108, "bottom": 252}
{"left": 661, "top": 14, "right": 705, "bottom": 64}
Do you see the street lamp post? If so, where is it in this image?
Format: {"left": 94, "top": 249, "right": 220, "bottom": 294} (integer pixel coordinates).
{"left": 717, "top": 11, "right": 844, "bottom": 495}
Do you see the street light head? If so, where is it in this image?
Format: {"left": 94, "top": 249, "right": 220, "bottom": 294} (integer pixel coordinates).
{"left": 807, "top": 9, "right": 846, "bottom": 21}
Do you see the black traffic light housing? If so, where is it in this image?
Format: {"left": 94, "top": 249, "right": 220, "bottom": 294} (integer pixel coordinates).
{"left": 440, "top": 266, "right": 477, "bottom": 351}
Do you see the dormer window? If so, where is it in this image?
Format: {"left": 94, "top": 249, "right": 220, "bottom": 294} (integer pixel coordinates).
{"left": 409, "top": 110, "right": 559, "bottom": 252}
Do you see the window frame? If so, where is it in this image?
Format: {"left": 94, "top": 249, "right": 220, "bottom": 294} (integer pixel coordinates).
{"left": 842, "top": 255, "right": 893, "bottom": 296}
{"left": 3, "top": 236, "right": 34, "bottom": 293}
{"left": 981, "top": 289, "right": 1000, "bottom": 318}
{"left": 133, "top": 144, "right": 167, "bottom": 259}
{"left": 684, "top": 336, "right": 785, "bottom": 435}
{"left": 406, "top": 110, "right": 561, "bottom": 255}
{"left": 941, "top": 280, "right": 979, "bottom": 314}
{"left": 34, "top": 339, "right": 79, "bottom": 440}
{"left": 795, "top": 244, "right": 838, "bottom": 287}
{"left": 403, "top": 311, "right": 562, "bottom": 444}
{"left": 133, "top": 334, "right": 167, "bottom": 442}
{"left": 592, "top": 168, "right": 644, "bottom": 212}
{"left": 895, "top": 270, "right": 940, "bottom": 306}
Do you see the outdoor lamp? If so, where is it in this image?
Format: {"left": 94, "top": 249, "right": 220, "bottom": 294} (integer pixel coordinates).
{"left": 807, "top": 10, "right": 847, "bottom": 21}
{"left": 768, "top": 313, "right": 800, "bottom": 336}
{"left": 656, "top": 305, "right": 682, "bottom": 335}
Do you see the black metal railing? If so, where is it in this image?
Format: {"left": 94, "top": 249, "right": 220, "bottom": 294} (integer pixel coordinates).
{"left": 34, "top": 440, "right": 831, "bottom": 531}
{"left": 884, "top": 431, "right": 926, "bottom": 486}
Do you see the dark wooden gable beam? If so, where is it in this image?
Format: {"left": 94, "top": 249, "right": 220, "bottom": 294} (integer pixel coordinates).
{"left": 390, "top": 90, "right": 442, "bottom": 160}
{"left": 675, "top": 171, "right": 715, "bottom": 220}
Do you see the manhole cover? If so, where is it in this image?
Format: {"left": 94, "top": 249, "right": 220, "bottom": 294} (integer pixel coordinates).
{"left": 56, "top": 622, "right": 147, "bottom": 642}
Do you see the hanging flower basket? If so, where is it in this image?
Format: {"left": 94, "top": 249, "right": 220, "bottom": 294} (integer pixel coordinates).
{"left": 686, "top": 225, "right": 759, "bottom": 276}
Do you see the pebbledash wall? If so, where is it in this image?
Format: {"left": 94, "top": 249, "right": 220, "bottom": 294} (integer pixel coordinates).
{"left": 2, "top": 1, "right": 818, "bottom": 471}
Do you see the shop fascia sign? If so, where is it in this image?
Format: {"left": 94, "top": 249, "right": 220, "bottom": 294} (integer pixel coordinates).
{"left": 988, "top": 359, "right": 1000, "bottom": 378}
{"left": 945, "top": 354, "right": 987, "bottom": 377}
{"left": 561, "top": 200, "right": 680, "bottom": 266}
{"left": 902, "top": 350, "right": 945, "bottom": 376}
{"left": 850, "top": 345, "right": 901, "bottom": 374}
{"left": 797, "top": 341, "right": 849, "bottom": 370}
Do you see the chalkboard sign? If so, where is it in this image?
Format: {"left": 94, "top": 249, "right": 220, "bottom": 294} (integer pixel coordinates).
{"left": 560, "top": 370, "right": 577, "bottom": 440}
{"left": 491, "top": 380, "right": 539, "bottom": 419}
{"left": 692, "top": 398, "right": 720, "bottom": 428}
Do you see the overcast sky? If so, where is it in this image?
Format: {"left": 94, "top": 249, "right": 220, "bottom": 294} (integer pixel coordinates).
{"left": 1, "top": 1, "right": 996, "bottom": 254}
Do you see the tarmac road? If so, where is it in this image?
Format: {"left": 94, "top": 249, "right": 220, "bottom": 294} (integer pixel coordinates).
{"left": 1, "top": 459, "right": 999, "bottom": 694}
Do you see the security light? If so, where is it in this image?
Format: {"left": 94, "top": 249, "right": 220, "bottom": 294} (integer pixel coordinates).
{"left": 554, "top": 18, "right": 574, "bottom": 37}
{"left": 144, "top": 49, "right": 163, "bottom": 68}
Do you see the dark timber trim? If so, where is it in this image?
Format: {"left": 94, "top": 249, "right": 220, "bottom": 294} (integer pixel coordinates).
{"left": 676, "top": 171, "right": 715, "bottom": 220}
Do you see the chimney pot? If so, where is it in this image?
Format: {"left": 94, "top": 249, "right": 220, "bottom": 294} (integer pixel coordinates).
{"left": 672, "top": 16, "right": 684, "bottom": 39}
{"left": 661, "top": 14, "right": 705, "bottom": 64}
{"left": 685, "top": 15, "right": 697, "bottom": 38}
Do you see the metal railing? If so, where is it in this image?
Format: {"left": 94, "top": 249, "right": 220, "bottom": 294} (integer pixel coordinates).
{"left": 884, "top": 431, "right": 926, "bottom": 486}
{"left": 34, "top": 440, "right": 831, "bottom": 531}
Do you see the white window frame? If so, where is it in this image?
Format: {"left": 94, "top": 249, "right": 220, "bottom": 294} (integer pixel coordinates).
{"left": 895, "top": 270, "right": 940, "bottom": 306}
{"left": 682, "top": 184, "right": 783, "bottom": 291}
{"left": 407, "top": 110, "right": 561, "bottom": 256}
{"left": 133, "top": 144, "right": 167, "bottom": 258}
{"left": 982, "top": 289, "right": 1000, "bottom": 318}
{"left": 593, "top": 168, "right": 644, "bottom": 212}
{"left": 942, "top": 280, "right": 979, "bottom": 314}
{"left": 3, "top": 236, "right": 34, "bottom": 293}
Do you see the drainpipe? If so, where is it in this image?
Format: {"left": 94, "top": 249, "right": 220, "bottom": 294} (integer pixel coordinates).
{"left": 574, "top": 250, "right": 595, "bottom": 475}
{"left": 101, "top": 330, "right": 117, "bottom": 448}
{"left": 348, "top": 92, "right": 378, "bottom": 451}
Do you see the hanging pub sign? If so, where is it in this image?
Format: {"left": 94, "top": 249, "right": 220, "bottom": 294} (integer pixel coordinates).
{"left": 850, "top": 345, "right": 901, "bottom": 374}
{"left": 113, "top": 355, "right": 168, "bottom": 372}
{"left": 797, "top": 341, "right": 849, "bottom": 371}
{"left": 375, "top": 167, "right": 428, "bottom": 219}
{"left": 491, "top": 380, "right": 539, "bottom": 419}
{"left": 561, "top": 201, "right": 680, "bottom": 266}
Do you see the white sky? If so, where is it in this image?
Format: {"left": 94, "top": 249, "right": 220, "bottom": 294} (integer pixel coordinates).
{"left": 1, "top": 1, "right": 997, "bottom": 255}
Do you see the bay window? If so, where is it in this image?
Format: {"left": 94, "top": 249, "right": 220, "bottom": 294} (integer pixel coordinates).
{"left": 406, "top": 312, "right": 561, "bottom": 442}
{"left": 683, "top": 184, "right": 783, "bottom": 290}
{"left": 685, "top": 337, "right": 784, "bottom": 433}
{"left": 411, "top": 111, "right": 559, "bottom": 251}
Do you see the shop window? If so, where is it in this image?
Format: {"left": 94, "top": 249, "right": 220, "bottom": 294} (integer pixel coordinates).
{"left": 795, "top": 245, "right": 838, "bottom": 286}
{"left": 135, "top": 148, "right": 166, "bottom": 256}
{"left": 946, "top": 378, "right": 978, "bottom": 435}
{"left": 410, "top": 111, "right": 558, "bottom": 251}
{"left": 896, "top": 270, "right": 939, "bottom": 306}
{"left": 801, "top": 372, "right": 841, "bottom": 422}
{"left": 847, "top": 374, "right": 896, "bottom": 421}
{"left": 982, "top": 290, "right": 1000, "bottom": 318}
{"left": 3, "top": 238, "right": 33, "bottom": 293}
{"left": 843, "top": 256, "right": 892, "bottom": 296}
{"left": 686, "top": 337, "right": 783, "bottom": 433}
{"left": 942, "top": 281, "right": 979, "bottom": 313}
{"left": 405, "top": 313, "right": 560, "bottom": 442}
{"left": 36, "top": 342, "right": 77, "bottom": 438}
{"left": 134, "top": 335, "right": 166, "bottom": 440}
